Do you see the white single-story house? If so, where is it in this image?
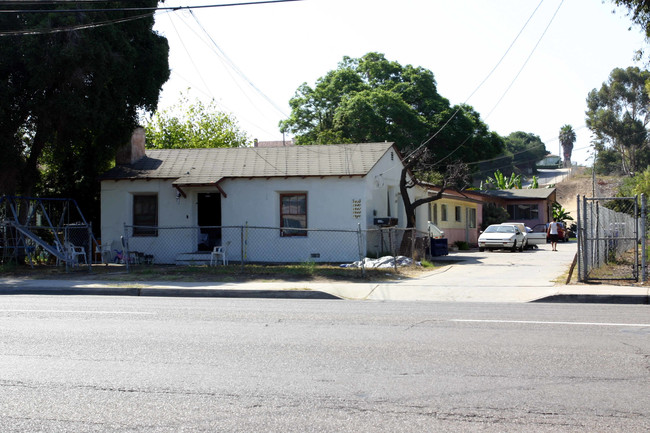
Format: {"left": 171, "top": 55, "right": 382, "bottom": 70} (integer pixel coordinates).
{"left": 100, "top": 130, "right": 430, "bottom": 264}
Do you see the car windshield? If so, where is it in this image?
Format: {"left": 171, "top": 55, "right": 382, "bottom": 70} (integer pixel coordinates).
{"left": 484, "top": 225, "right": 515, "bottom": 233}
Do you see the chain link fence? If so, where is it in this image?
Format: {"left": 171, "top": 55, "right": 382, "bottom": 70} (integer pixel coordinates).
{"left": 1, "top": 222, "right": 93, "bottom": 270}
{"left": 577, "top": 195, "right": 642, "bottom": 282}
{"left": 119, "top": 225, "right": 431, "bottom": 270}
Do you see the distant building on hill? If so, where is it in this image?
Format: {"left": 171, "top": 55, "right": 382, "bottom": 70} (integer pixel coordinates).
{"left": 536, "top": 155, "right": 562, "bottom": 169}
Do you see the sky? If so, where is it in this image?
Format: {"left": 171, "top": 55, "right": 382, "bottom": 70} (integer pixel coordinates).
{"left": 149, "top": 0, "right": 648, "bottom": 167}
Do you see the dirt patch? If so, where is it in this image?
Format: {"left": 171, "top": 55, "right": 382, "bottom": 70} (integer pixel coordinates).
{"left": 554, "top": 168, "right": 623, "bottom": 218}
{"left": 1, "top": 262, "right": 438, "bottom": 284}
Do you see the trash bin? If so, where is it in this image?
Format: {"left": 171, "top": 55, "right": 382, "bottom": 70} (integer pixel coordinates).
{"left": 430, "top": 238, "right": 448, "bottom": 256}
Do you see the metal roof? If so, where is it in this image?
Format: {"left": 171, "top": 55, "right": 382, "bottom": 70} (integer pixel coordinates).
{"left": 481, "top": 188, "right": 556, "bottom": 200}
{"left": 101, "top": 142, "right": 396, "bottom": 185}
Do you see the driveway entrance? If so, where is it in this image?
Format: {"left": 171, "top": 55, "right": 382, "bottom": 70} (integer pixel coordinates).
{"left": 364, "top": 242, "right": 579, "bottom": 302}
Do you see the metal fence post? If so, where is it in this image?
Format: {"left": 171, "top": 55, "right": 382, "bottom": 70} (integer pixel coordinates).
{"left": 123, "top": 223, "right": 129, "bottom": 273}
{"left": 634, "top": 195, "right": 639, "bottom": 281}
{"left": 357, "top": 224, "right": 365, "bottom": 277}
{"left": 88, "top": 222, "right": 93, "bottom": 273}
{"left": 582, "top": 195, "right": 589, "bottom": 282}
{"left": 389, "top": 228, "right": 396, "bottom": 272}
{"left": 577, "top": 194, "right": 582, "bottom": 282}
{"left": 240, "top": 224, "right": 244, "bottom": 270}
{"left": 64, "top": 225, "right": 69, "bottom": 273}
{"left": 641, "top": 194, "right": 648, "bottom": 283}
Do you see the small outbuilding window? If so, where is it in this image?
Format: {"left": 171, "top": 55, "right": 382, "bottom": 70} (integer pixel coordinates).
{"left": 507, "top": 204, "right": 539, "bottom": 220}
{"left": 280, "top": 193, "right": 307, "bottom": 237}
{"left": 468, "top": 208, "right": 477, "bottom": 228}
{"left": 133, "top": 194, "right": 158, "bottom": 236}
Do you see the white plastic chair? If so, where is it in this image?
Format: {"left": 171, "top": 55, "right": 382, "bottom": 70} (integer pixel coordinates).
{"left": 210, "top": 241, "right": 230, "bottom": 266}
{"left": 65, "top": 241, "right": 87, "bottom": 266}
{"left": 96, "top": 242, "right": 113, "bottom": 264}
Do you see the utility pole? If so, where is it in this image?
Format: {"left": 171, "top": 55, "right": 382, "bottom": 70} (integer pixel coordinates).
{"left": 592, "top": 147, "right": 596, "bottom": 197}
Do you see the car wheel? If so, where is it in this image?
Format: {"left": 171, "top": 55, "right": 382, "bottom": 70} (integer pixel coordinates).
{"left": 479, "top": 247, "right": 485, "bottom": 252}
{"left": 519, "top": 241, "right": 525, "bottom": 252}
{"left": 511, "top": 241, "right": 517, "bottom": 252}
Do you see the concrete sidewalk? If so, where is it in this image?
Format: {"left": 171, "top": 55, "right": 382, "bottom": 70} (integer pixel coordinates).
{"left": 0, "top": 276, "right": 647, "bottom": 303}
{"left": 1, "top": 242, "right": 648, "bottom": 303}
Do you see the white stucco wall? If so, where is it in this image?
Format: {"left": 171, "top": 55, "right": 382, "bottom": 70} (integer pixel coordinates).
{"left": 100, "top": 146, "right": 418, "bottom": 264}
{"left": 101, "top": 179, "right": 195, "bottom": 263}
{"left": 219, "top": 176, "right": 367, "bottom": 263}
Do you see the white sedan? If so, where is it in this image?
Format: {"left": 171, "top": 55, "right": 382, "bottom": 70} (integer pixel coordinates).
{"left": 478, "top": 224, "right": 526, "bottom": 252}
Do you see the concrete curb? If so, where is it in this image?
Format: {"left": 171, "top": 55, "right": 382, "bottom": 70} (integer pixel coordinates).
{"left": 533, "top": 294, "right": 650, "bottom": 304}
{"left": 0, "top": 286, "right": 341, "bottom": 300}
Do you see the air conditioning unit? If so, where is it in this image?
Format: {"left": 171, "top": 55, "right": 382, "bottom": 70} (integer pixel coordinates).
{"left": 374, "top": 217, "right": 398, "bottom": 227}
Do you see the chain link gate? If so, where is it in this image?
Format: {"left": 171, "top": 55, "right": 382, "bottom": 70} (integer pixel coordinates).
{"left": 577, "top": 195, "right": 645, "bottom": 282}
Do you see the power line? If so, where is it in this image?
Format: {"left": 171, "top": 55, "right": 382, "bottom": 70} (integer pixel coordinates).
{"left": 0, "top": 0, "right": 304, "bottom": 37}
{"left": 429, "top": 0, "right": 564, "bottom": 170}
{"left": 0, "top": 0, "right": 303, "bottom": 14}
{"left": 468, "top": 124, "right": 588, "bottom": 169}
{"left": 188, "top": 10, "right": 289, "bottom": 119}
{"left": 162, "top": 10, "right": 287, "bottom": 136}
{"left": 0, "top": 11, "right": 161, "bottom": 36}
{"left": 403, "top": 0, "right": 547, "bottom": 162}
{"left": 483, "top": 0, "right": 564, "bottom": 121}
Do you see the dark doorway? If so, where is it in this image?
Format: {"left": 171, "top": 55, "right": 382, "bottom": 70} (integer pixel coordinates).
{"left": 197, "top": 193, "right": 221, "bottom": 251}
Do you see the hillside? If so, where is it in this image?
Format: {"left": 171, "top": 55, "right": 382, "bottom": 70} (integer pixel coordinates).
{"left": 553, "top": 168, "right": 623, "bottom": 219}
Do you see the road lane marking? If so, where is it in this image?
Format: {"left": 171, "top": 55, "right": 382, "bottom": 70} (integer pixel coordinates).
{"left": 0, "top": 309, "right": 155, "bottom": 315}
{"left": 450, "top": 319, "right": 650, "bottom": 327}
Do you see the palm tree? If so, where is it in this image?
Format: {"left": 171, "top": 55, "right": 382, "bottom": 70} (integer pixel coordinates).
{"left": 559, "top": 124, "right": 576, "bottom": 168}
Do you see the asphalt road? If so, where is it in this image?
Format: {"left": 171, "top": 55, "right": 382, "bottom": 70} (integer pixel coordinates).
{"left": 531, "top": 168, "right": 572, "bottom": 186}
{"left": 1, "top": 295, "right": 648, "bottom": 432}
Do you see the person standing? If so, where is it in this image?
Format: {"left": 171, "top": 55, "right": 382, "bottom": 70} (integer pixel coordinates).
{"left": 547, "top": 218, "right": 559, "bottom": 251}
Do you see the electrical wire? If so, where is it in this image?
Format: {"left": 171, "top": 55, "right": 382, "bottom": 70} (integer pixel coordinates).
{"left": 0, "top": 11, "right": 161, "bottom": 36}
{"left": 188, "top": 9, "right": 289, "bottom": 118}
{"left": 402, "top": 0, "right": 547, "bottom": 162}
{"left": 167, "top": 12, "right": 214, "bottom": 101}
{"left": 0, "top": 0, "right": 303, "bottom": 37}
{"left": 0, "top": 0, "right": 303, "bottom": 14}
{"left": 424, "top": 0, "right": 565, "bottom": 172}
{"left": 483, "top": 0, "right": 564, "bottom": 121}
{"left": 165, "top": 11, "right": 282, "bottom": 136}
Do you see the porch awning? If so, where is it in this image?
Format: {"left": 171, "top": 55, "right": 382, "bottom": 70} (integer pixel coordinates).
{"left": 172, "top": 175, "right": 228, "bottom": 198}
{"left": 172, "top": 175, "right": 225, "bottom": 187}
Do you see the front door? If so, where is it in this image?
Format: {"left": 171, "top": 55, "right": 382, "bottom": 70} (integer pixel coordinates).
{"left": 197, "top": 193, "right": 221, "bottom": 251}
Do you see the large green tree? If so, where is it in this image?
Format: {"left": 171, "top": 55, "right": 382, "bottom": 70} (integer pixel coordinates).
{"left": 281, "top": 52, "right": 503, "bottom": 233}
{"left": 586, "top": 66, "right": 650, "bottom": 176}
{"left": 280, "top": 52, "right": 503, "bottom": 164}
{"left": 144, "top": 95, "right": 250, "bottom": 149}
{"left": 504, "top": 131, "right": 548, "bottom": 172}
{"left": 0, "top": 1, "right": 170, "bottom": 223}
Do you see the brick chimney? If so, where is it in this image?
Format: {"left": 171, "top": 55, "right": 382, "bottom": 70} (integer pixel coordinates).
{"left": 116, "top": 127, "right": 146, "bottom": 165}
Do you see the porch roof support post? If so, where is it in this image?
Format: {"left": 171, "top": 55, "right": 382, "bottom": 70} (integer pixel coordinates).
{"left": 174, "top": 185, "right": 187, "bottom": 199}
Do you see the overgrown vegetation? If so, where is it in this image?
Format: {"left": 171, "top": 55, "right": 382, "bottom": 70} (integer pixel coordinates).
{"left": 481, "top": 203, "right": 510, "bottom": 230}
